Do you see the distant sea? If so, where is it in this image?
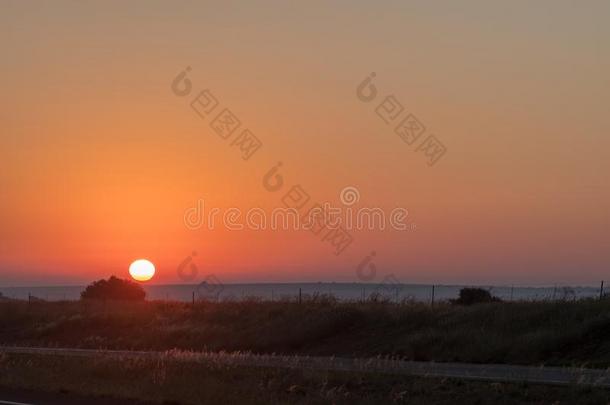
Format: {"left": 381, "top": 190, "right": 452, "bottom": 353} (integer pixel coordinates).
{"left": 0, "top": 283, "right": 603, "bottom": 302}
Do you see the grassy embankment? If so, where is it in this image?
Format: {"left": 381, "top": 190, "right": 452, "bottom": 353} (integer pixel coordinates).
{"left": 2, "top": 297, "right": 610, "bottom": 368}
{"left": 1, "top": 351, "right": 610, "bottom": 404}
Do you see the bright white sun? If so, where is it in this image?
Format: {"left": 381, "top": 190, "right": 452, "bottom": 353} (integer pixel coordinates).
{"left": 129, "top": 259, "right": 156, "bottom": 282}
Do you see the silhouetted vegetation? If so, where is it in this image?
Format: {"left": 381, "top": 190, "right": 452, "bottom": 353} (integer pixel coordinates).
{"left": 3, "top": 298, "right": 610, "bottom": 368}
{"left": 451, "top": 287, "right": 501, "bottom": 305}
{"left": 80, "top": 276, "right": 145, "bottom": 301}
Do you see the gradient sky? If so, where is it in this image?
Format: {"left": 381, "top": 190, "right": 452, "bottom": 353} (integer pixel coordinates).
{"left": 1, "top": 0, "right": 609, "bottom": 286}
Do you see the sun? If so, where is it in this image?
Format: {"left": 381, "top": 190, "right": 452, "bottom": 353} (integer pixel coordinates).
{"left": 129, "top": 259, "right": 156, "bottom": 282}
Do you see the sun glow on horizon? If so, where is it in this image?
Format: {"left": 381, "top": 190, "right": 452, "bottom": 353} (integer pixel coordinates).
{"left": 129, "top": 259, "right": 156, "bottom": 282}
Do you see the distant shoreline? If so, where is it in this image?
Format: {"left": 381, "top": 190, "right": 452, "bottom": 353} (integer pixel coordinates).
{"left": 1, "top": 282, "right": 604, "bottom": 303}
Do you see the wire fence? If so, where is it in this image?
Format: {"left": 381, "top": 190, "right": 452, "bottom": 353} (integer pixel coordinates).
{"left": 0, "top": 282, "right": 606, "bottom": 304}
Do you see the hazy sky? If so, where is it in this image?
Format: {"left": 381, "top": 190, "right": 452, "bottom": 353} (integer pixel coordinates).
{"left": 1, "top": 0, "right": 609, "bottom": 286}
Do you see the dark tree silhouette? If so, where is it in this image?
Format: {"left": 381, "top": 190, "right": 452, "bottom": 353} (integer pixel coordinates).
{"left": 451, "top": 288, "right": 501, "bottom": 305}
{"left": 81, "top": 276, "right": 146, "bottom": 301}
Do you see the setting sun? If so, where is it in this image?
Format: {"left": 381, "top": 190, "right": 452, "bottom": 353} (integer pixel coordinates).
{"left": 129, "top": 259, "right": 155, "bottom": 282}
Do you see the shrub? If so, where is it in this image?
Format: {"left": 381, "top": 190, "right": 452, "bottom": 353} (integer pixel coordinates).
{"left": 81, "top": 276, "right": 146, "bottom": 301}
{"left": 451, "top": 288, "right": 500, "bottom": 305}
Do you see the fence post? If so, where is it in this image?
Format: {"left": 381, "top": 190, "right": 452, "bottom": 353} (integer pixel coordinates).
{"left": 600, "top": 281, "right": 604, "bottom": 300}
{"left": 431, "top": 285, "right": 435, "bottom": 307}
{"left": 192, "top": 291, "right": 195, "bottom": 307}
{"left": 510, "top": 285, "right": 514, "bottom": 301}
{"left": 298, "top": 288, "right": 302, "bottom": 305}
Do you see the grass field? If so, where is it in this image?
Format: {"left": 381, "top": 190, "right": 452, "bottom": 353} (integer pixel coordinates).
{"left": 2, "top": 297, "right": 610, "bottom": 368}
{"left": 2, "top": 351, "right": 610, "bottom": 404}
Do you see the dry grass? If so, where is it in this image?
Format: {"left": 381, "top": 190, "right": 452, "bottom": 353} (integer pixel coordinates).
{"left": 1, "top": 352, "right": 610, "bottom": 404}
{"left": 2, "top": 298, "right": 610, "bottom": 367}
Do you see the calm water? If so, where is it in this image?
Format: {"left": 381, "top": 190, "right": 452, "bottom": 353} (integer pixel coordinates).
{"left": 0, "top": 283, "right": 602, "bottom": 302}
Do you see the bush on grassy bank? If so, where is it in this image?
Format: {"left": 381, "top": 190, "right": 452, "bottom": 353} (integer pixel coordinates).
{"left": 451, "top": 288, "right": 501, "bottom": 305}
{"left": 80, "top": 276, "right": 146, "bottom": 301}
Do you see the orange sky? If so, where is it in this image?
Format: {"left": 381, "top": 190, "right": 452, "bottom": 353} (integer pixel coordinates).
{"left": 1, "top": 1, "right": 609, "bottom": 286}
